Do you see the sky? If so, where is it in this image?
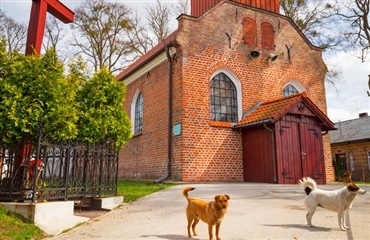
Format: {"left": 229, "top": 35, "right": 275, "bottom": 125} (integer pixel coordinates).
{"left": 1, "top": 0, "right": 370, "bottom": 123}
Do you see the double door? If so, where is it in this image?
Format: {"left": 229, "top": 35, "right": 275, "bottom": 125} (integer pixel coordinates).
{"left": 276, "top": 120, "right": 326, "bottom": 184}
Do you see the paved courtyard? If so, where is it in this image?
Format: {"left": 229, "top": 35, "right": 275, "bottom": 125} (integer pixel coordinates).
{"left": 45, "top": 183, "right": 370, "bottom": 240}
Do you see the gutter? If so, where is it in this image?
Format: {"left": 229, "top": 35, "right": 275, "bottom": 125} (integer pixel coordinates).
{"left": 233, "top": 119, "right": 272, "bottom": 129}
{"left": 154, "top": 43, "right": 175, "bottom": 184}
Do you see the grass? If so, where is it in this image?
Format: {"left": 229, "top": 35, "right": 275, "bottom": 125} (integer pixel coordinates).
{"left": 0, "top": 204, "right": 44, "bottom": 240}
{"left": 0, "top": 180, "right": 175, "bottom": 240}
{"left": 117, "top": 180, "right": 175, "bottom": 203}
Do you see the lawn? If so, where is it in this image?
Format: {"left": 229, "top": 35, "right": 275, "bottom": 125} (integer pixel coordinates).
{"left": 0, "top": 180, "right": 175, "bottom": 240}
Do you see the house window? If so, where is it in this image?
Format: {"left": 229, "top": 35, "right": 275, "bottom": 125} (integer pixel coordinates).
{"left": 210, "top": 73, "right": 238, "bottom": 122}
{"left": 282, "top": 84, "right": 298, "bottom": 97}
{"left": 367, "top": 151, "right": 370, "bottom": 170}
{"left": 134, "top": 92, "right": 143, "bottom": 134}
{"left": 349, "top": 152, "right": 354, "bottom": 171}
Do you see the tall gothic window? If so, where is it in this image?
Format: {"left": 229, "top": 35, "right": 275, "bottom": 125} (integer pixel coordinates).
{"left": 282, "top": 84, "right": 298, "bottom": 97}
{"left": 210, "top": 73, "right": 238, "bottom": 122}
{"left": 134, "top": 92, "right": 143, "bottom": 134}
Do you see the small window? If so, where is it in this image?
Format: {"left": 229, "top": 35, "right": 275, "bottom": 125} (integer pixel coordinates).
{"left": 282, "top": 84, "right": 298, "bottom": 97}
{"left": 134, "top": 93, "right": 143, "bottom": 134}
{"left": 367, "top": 151, "right": 370, "bottom": 171}
{"left": 349, "top": 152, "right": 354, "bottom": 171}
{"left": 210, "top": 73, "right": 238, "bottom": 122}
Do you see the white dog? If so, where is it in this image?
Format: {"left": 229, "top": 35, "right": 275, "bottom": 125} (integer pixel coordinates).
{"left": 299, "top": 177, "right": 366, "bottom": 231}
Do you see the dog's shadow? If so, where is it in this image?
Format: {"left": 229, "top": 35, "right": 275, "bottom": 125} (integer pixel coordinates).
{"left": 263, "top": 223, "right": 333, "bottom": 232}
{"left": 140, "top": 234, "right": 201, "bottom": 240}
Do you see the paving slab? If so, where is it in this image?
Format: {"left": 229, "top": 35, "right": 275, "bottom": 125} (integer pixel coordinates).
{"left": 44, "top": 183, "right": 370, "bottom": 240}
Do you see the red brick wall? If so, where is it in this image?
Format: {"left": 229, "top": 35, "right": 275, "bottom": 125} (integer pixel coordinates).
{"left": 119, "top": 1, "right": 333, "bottom": 182}
{"left": 118, "top": 62, "right": 170, "bottom": 179}
{"left": 176, "top": 2, "right": 331, "bottom": 182}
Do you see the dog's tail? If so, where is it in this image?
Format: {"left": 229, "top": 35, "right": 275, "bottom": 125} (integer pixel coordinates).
{"left": 182, "top": 187, "right": 195, "bottom": 201}
{"left": 299, "top": 177, "right": 317, "bottom": 196}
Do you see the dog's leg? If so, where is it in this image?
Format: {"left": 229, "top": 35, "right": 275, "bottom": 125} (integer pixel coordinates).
{"left": 306, "top": 208, "right": 316, "bottom": 227}
{"left": 338, "top": 210, "right": 349, "bottom": 230}
{"left": 215, "top": 223, "right": 222, "bottom": 240}
{"left": 208, "top": 224, "right": 214, "bottom": 240}
{"left": 187, "top": 220, "right": 192, "bottom": 237}
{"left": 343, "top": 210, "right": 350, "bottom": 229}
{"left": 187, "top": 214, "right": 194, "bottom": 237}
{"left": 191, "top": 217, "right": 199, "bottom": 236}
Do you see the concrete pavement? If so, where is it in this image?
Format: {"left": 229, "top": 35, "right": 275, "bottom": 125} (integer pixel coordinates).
{"left": 45, "top": 183, "right": 370, "bottom": 240}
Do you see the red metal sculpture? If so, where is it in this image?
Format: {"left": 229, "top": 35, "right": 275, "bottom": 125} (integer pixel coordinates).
{"left": 25, "top": 0, "right": 74, "bottom": 55}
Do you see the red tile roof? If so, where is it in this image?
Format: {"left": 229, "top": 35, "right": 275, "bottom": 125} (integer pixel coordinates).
{"left": 235, "top": 92, "right": 334, "bottom": 130}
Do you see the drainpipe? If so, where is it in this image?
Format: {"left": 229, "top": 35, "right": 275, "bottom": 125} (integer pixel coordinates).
{"left": 264, "top": 124, "right": 277, "bottom": 183}
{"left": 154, "top": 44, "right": 174, "bottom": 184}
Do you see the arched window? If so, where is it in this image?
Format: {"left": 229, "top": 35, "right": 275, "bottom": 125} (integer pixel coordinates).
{"left": 282, "top": 80, "right": 307, "bottom": 97}
{"left": 210, "top": 73, "right": 238, "bottom": 122}
{"left": 282, "top": 84, "right": 298, "bottom": 97}
{"left": 134, "top": 92, "right": 143, "bottom": 134}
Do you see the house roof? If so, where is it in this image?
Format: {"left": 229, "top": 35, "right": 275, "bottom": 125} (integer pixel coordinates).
{"left": 235, "top": 92, "right": 335, "bottom": 130}
{"left": 330, "top": 115, "right": 370, "bottom": 144}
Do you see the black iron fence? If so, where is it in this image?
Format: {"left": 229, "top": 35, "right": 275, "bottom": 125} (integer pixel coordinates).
{"left": 0, "top": 137, "right": 118, "bottom": 202}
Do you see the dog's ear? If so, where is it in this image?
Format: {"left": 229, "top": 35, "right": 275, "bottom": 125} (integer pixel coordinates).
{"left": 214, "top": 195, "right": 220, "bottom": 201}
{"left": 347, "top": 183, "right": 359, "bottom": 192}
{"left": 225, "top": 194, "right": 230, "bottom": 200}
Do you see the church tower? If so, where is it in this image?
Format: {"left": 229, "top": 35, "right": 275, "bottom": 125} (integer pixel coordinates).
{"left": 190, "top": 0, "right": 280, "bottom": 17}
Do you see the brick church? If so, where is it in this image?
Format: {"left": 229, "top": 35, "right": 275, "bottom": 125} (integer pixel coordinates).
{"left": 116, "top": 0, "right": 336, "bottom": 183}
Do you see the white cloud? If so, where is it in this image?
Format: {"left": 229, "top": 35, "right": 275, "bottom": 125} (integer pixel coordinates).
{"left": 324, "top": 50, "right": 370, "bottom": 122}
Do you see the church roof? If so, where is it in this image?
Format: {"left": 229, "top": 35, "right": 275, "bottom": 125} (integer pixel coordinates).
{"left": 235, "top": 93, "right": 335, "bottom": 130}
{"left": 115, "top": 31, "right": 178, "bottom": 81}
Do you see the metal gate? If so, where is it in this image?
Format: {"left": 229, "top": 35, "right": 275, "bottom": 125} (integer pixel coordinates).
{"left": 0, "top": 137, "right": 118, "bottom": 202}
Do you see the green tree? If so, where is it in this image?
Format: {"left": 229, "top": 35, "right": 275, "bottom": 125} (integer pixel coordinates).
{"left": 0, "top": 45, "right": 78, "bottom": 145}
{"left": 76, "top": 67, "right": 131, "bottom": 150}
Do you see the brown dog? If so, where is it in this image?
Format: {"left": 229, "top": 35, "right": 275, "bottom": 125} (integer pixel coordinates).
{"left": 343, "top": 171, "right": 352, "bottom": 185}
{"left": 182, "top": 187, "right": 230, "bottom": 240}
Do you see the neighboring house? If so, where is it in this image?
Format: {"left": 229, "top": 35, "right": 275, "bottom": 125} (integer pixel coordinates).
{"left": 116, "top": 0, "right": 336, "bottom": 183}
{"left": 330, "top": 113, "right": 370, "bottom": 182}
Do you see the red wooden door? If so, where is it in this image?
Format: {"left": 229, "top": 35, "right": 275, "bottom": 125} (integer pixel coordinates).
{"left": 277, "top": 120, "right": 326, "bottom": 184}
{"left": 299, "top": 123, "right": 326, "bottom": 184}
{"left": 277, "top": 121, "right": 302, "bottom": 184}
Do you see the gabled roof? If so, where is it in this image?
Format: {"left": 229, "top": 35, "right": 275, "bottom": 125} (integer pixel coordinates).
{"left": 115, "top": 31, "right": 178, "bottom": 81}
{"left": 115, "top": 0, "right": 324, "bottom": 82}
{"left": 330, "top": 116, "right": 370, "bottom": 144}
{"left": 235, "top": 93, "right": 335, "bottom": 130}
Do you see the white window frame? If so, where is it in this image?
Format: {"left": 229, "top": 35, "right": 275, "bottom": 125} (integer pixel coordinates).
{"left": 210, "top": 68, "right": 242, "bottom": 122}
{"left": 282, "top": 79, "right": 307, "bottom": 96}
{"left": 349, "top": 152, "right": 355, "bottom": 171}
{"left": 131, "top": 89, "right": 142, "bottom": 134}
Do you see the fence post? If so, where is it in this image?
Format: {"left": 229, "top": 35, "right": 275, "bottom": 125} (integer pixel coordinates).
{"left": 32, "top": 122, "right": 43, "bottom": 203}
{"left": 83, "top": 143, "right": 89, "bottom": 198}
{"left": 98, "top": 142, "right": 104, "bottom": 197}
{"left": 63, "top": 140, "right": 72, "bottom": 200}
